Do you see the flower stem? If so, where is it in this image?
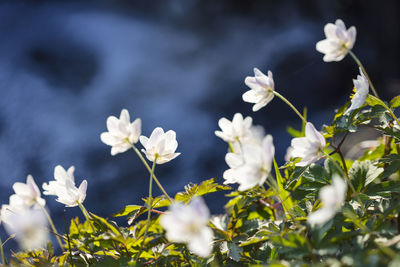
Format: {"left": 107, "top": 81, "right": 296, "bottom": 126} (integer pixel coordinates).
{"left": 0, "top": 236, "right": 7, "bottom": 265}
{"left": 349, "top": 50, "right": 379, "bottom": 98}
{"left": 40, "top": 205, "right": 65, "bottom": 252}
{"left": 271, "top": 90, "right": 307, "bottom": 124}
{"left": 136, "top": 157, "right": 157, "bottom": 261}
{"left": 78, "top": 203, "right": 95, "bottom": 232}
{"left": 131, "top": 145, "right": 172, "bottom": 202}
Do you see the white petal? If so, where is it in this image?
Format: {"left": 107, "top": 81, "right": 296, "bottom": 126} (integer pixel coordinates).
{"left": 139, "top": 136, "right": 149, "bottom": 148}
{"left": 308, "top": 207, "right": 336, "bottom": 226}
{"left": 187, "top": 227, "right": 213, "bottom": 258}
{"left": 119, "top": 109, "right": 130, "bottom": 125}
{"left": 106, "top": 116, "right": 120, "bottom": 132}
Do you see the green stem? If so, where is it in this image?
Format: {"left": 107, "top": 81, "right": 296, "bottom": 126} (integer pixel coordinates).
{"left": 78, "top": 203, "right": 95, "bottom": 232}
{"left": 349, "top": 50, "right": 379, "bottom": 98}
{"left": 0, "top": 236, "right": 7, "bottom": 265}
{"left": 136, "top": 157, "right": 157, "bottom": 261}
{"left": 40, "top": 205, "right": 65, "bottom": 252}
{"left": 271, "top": 90, "right": 307, "bottom": 124}
{"left": 381, "top": 101, "right": 400, "bottom": 129}
{"left": 131, "top": 145, "right": 172, "bottom": 202}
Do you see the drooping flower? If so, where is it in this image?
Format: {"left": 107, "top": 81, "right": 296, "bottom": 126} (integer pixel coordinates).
{"left": 2, "top": 207, "right": 49, "bottom": 250}
{"left": 308, "top": 175, "right": 347, "bottom": 226}
{"left": 42, "top": 165, "right": 87, "bottom": 207}
{"left": 243, "top": 68, "right": 275, "bottom": 112}
{"left": 316, "top": 19, "right": 356, "bottom": 62}
{"left": 223, "top": 135, "right": 275, "bottom": 191}
{"left": 290, "top": 122, "right": 326, "bottom": 167}
{"left": 100, "top": 109, "right": 142, "bottom": 156}
{"left": 345, "top": 67, "right": 369, "bottom": 113}
{"left": 160, "top": 197, "right": 213, "bottom": 257}
{"left": 139, "top": 127, "right": 180, "bottom": 164}
{"left": 11, "top": 175, "right": 45, "bottom": 208}
{"left": 215, "top": 113, "right": 253, "bottom": 143}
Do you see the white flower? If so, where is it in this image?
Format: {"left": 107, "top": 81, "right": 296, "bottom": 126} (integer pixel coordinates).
{"left": 100, "top": 109, "right": 142, "bottom": 156}
{"left": 308, "top": 175, "right": 347, "bottom": 226}
{"left": 11, "top": 175, "right": 45, "bottom": 208}
{"left": 160, "top": 197, "right": 214, "bottom": 257}
{"left": 243, "top": 68, "right": 275, "bottom": 112}
{"left": 139, "top": 127, "right": 180, "bottom": 164}
{"left": 345, "top": 68, "right": 369, "bottom": 113}
{"left": 290, "top": 122, "right": 326, "bottom": 167}
{"left": 223, "top": 135, "right": 275, "bottom": 191}
{"left": 42, "top": 165, "right": 88, "bottom": 207}
{"left": 316, "top": 19, "right": 356, "bottom": 62}
{"left": 215, "top": 113, "right": 253, "bottom": 143}
{"left": 2, "top": 207, "right": 49, "bottom": 250}
{"left": 284, "top": 146, "right": 294, "bottom": 162}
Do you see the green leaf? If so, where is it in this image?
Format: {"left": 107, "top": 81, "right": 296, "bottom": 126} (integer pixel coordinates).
{"left": 349, "top": 160, "right": 383, "bottom": 191}
{"left": 379, "top": 154, "right": 400, "bottom": 177}
{"left": 365, "top": 181, "right": 400, "bottom": 195}
{"left": 302, "top": 164, "right": 330, "bottom": 184}
{"left": 273, "top": 158, "right": 294, "bottom": 216}
{"left": 390, "top": 95, "right": 400, "bottom": 108}
{"left": 175, "top": 178, "right": 231, "bottom": 203}
{"left": 112, "top": 205, "right": 142, "bottom": 217}
{"left": 366, "top": 94, "right": 386, "bottom": 107}
{"left": 324, "top": 157, "right": 343, "bottom": 177}
{"left": 227, "top": 242, "right": 243, "bottom": 262}
{"left": 90, "top": 213, "right": 121, "bottom": 236}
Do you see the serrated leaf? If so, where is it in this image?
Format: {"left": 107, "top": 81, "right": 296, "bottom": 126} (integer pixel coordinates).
{"left": 112, "top": 205, "right": 142, "bottom": 217}
{"left": 302, "top": 164, "right": 330, "bottom": 184}
{"left": 175, "top": 178, "right": 231, "bottom": 203}
{"left": 349, "top": 160, "right": 383, "bottom": 192}
{"left": 90, "top": 213, "right": 121, "bottom": 236}
{"left": 227, "top": 242, "right": 243, "bottom": 262}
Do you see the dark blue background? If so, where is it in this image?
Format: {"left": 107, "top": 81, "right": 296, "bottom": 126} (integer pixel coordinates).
{"left": 0, "top": 0, "right": 399, "bottom": 247}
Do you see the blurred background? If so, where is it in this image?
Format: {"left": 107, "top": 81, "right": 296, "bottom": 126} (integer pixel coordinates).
{"left": 0, "top": 0, "right": 399, "bottom": 240}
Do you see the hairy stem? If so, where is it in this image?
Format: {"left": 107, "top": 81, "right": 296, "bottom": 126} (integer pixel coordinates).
{"left": 271, "top": 90, "right": 307, "bottom": 124}
{"left": 136, "top": 157, "right": 157, "bottom": 261}
{"left": 0, "top": 236, "right": 7, "bottom": 265}
{"left": 40, "top": 205, "right": 65, "bottom": 252}
{"left": 131, "top": 145, "right": 172, "bottom": 202}
{"left": 349, "top": 50, "right": 379, "bottom": 98}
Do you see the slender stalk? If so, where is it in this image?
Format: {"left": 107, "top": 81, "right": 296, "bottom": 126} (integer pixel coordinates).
{"left": 0, "top": 236, "right": 7, "bottom": 265}
{"left": 131, "top": 145, "right": 172, "bottom": 202}
{"left": 348, "top": 50, "right": 379, "bottom": 98}
{"left": 136, "top": 157, "right": 157, "bottom": 261}
{"left": 63, "top": 210, "right": 73, "bottom": 264}
{"left": 40, "top": 205, "right": 64, "bottom": 251}
{"left": 271, "top": 90, "right": 307, "bottom": 124}
{"left": 78, "top": 203, "right": 95, "bottom": 232}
